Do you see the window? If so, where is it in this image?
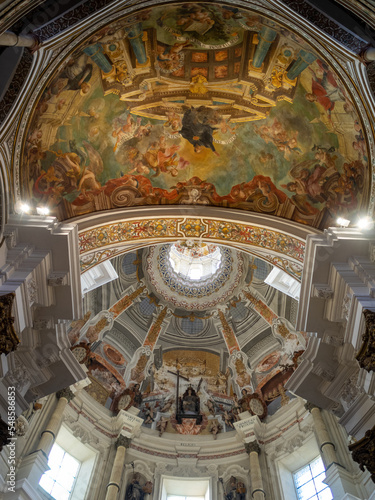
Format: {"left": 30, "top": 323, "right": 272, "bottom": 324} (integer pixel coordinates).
{"left": 39, "top": 444, "right": 80, "bottom": 500}
{"left": 167, "top": 497, "right": 205, "bottom": 500}
{"left": 161, "top": 477, "right": 210, "bottom": 500}
{"left": 293, "top": 456, "right": 333, "bottom": 500}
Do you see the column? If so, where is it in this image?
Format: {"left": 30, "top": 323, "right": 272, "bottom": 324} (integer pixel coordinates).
{"left": 243, "top": 288, "right": 306, "bottom": 352}
{"left": 305, "top": 402, "right": 340, "bottom": 469}
{"left": 245, "top": 441, "right": 266, "bottom": 500}
{"left": 363, "top": 47, "right": 375, "bottom": 62}
{"left": 215, "top": 310, "right": 253, "bottom": 394}
{"left": 37, "top": 388, "right": 75, "bottom": 457}
{"left": 125, "top": 306, "right": 170, "bottom": 385}
{"left": 125, "top": 23, "right": 147, "bottom": 65}
{"left": 0, "top": 31, "right": 38, "bottom": 49}
{"left": 217, "top": 310, "right": 241, "bottom": 354}
{"left": 105, "top": 435, "right": 131, "bottom": 500}
{"left": 75, "top": 284, "right": 146, "bottom": 344}
{"left": 286, "top": 50, "right": 316, "bottom": 80}
{"left": 83, "top": 43, "right": 114, "bottom": 74}
{"left": 252, "top": 27, "right": 277, "bottom": 68}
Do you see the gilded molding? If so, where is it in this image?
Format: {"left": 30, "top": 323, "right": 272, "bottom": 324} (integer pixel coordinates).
{"left": 356, "top": 309, "right": 375, "bottom": 372}
{"left": 0, "top": 293, "right": 20, "bottom": 355}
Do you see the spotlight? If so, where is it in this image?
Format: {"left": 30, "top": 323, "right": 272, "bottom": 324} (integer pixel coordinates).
{"left": 357, "top": 217, "right": 374, "bottom": 230}
{"left": 15, "top": 201, "right": 31, "bottom": 214}
{"left": 336, "top": 217, "right": 350, "bottom": 228}
{"left": 36, "top": 206, "right": 50, "bottom": 216}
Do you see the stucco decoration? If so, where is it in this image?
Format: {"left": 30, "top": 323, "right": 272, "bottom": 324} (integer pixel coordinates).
{"left": 21, "top": 2, "right": 369, "bottom": 229}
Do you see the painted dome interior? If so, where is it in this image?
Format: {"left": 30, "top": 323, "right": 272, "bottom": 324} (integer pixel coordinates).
{"left": 22, "top": 1, "right": 369, "bottom": 229}
{"left": 69, "top": 245, "right": 301, "bottom": 436}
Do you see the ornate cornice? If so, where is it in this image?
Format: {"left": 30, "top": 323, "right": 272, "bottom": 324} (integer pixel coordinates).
{"left": 0, "top": 292, "right": 20, "bottom": 355}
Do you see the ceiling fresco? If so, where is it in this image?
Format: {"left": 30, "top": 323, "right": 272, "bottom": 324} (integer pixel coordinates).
{"left": 22, "top": 2, "right": 368, "bottom": 228}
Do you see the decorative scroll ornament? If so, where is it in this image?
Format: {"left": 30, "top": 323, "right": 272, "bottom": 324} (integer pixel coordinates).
{"left": 0, "top": 293, "right": 20, "bottom": 355}
{"left": 356, "top": 310, "right": 375, "bottom": 372}
{"left": 349, "top": 425, "right": 375, "bottom": 483}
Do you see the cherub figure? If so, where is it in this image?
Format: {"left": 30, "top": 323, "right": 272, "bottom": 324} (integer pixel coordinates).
{"left": 209, "top": 420, "right": 222, "bottom": 439}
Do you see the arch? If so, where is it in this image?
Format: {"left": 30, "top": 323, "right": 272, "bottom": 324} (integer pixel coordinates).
{"left": 76, "top": 207, "right": 315, "bottom": 280}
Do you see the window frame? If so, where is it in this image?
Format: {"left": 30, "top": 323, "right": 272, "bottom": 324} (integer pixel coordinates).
{"left": 293, "top": 456, "right": 332, "bottom": 500}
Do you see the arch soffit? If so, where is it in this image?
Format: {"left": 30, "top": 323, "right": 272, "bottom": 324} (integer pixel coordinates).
{"left": 75, "top": 207, "right": 320, "bottom": 280}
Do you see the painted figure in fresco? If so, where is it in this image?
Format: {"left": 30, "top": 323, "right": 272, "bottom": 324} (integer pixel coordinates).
{"left": 179, "top": 107, "right": 220, "bottom": 156}
{"left": 156, "top": 41, "right": 192, "bottom": 72}
{"left": 305, "top": 60, "right": 350, "bottom": 117}
{"left": 176, "top": 5, "right": 215, "bottom": 35}
{"left": 60, "top": 54, "right": 93, "bottom": 94}
{"left": 125, "top": 473, "right": 152, "bottom": 500}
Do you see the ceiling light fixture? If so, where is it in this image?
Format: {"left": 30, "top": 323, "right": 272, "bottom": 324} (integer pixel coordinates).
{"left": 36, "top": 206, "right": 50, "bottom": 216}
{"left": 15, "top": 201, "right": 31, "bottom": 214}
{"left": 357, "top": 217, "right": 374, "bottom": 230}
{"left": 336, "top": 217, "right": 350, "bottom": 228}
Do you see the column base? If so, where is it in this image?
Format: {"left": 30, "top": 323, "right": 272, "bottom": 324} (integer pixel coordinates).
{"left": 324, "top": 463, "right": 362, "bottom": 500}
{"left": 3, "top": 477, "right": 45, "bottom": 500}
{"left": 14, "top": 450, "right": 49, "bottom": 487}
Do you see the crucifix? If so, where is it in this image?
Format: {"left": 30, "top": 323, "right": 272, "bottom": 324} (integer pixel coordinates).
{"left": 167, "top": 369, "right": 189, "bottom": 413}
